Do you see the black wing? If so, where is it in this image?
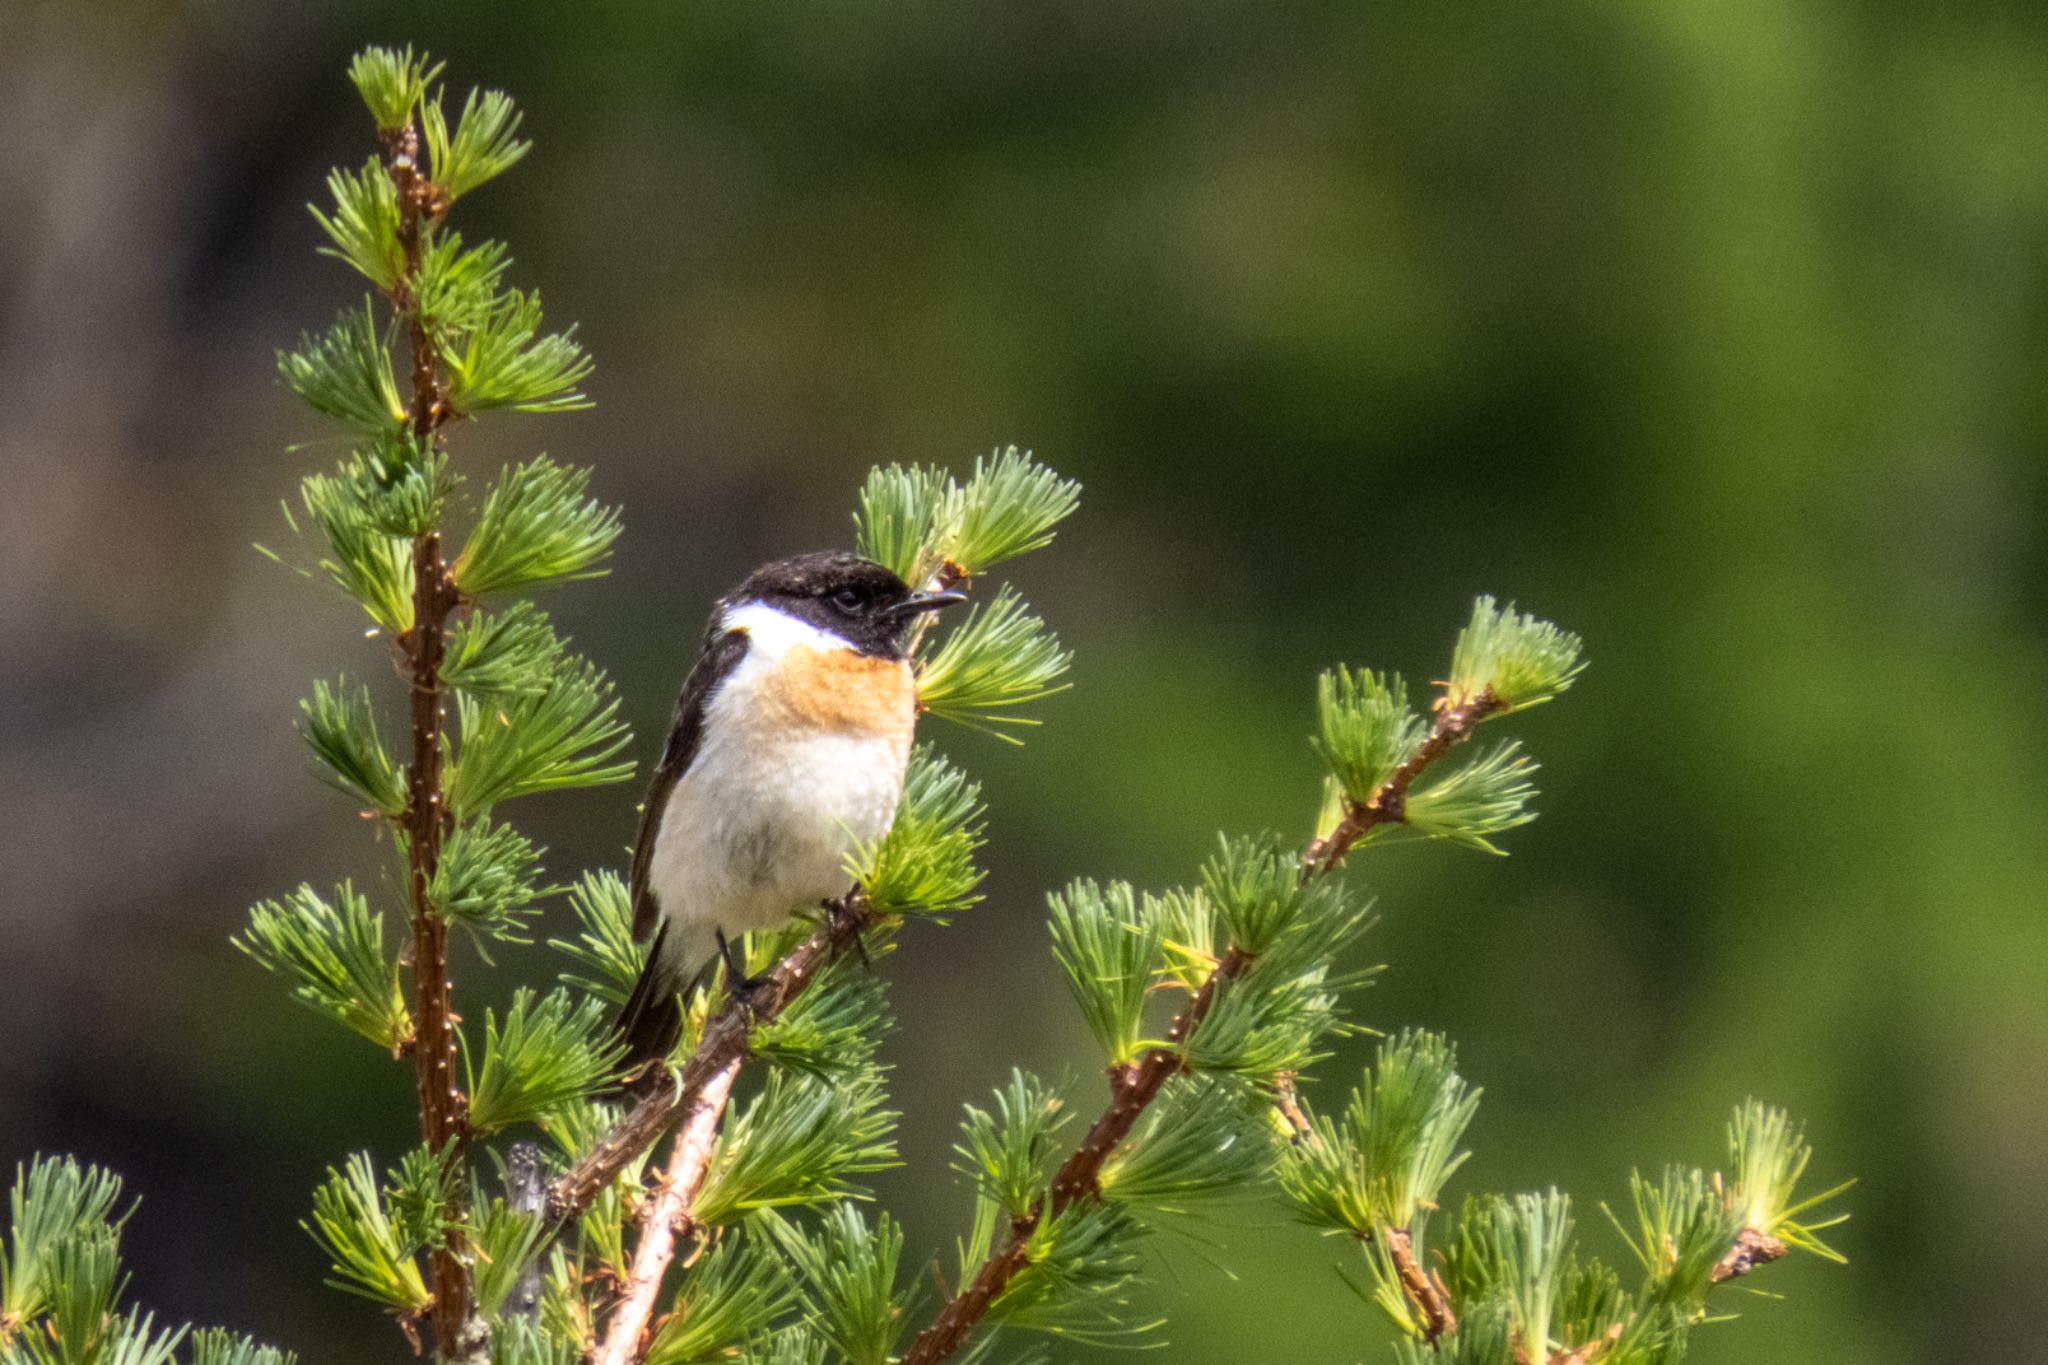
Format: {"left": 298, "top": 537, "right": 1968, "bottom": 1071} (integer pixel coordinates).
{"left": 628, "top": 623, "right": 751, "bottom": 943}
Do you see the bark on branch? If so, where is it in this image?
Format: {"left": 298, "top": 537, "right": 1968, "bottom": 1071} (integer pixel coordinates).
{"left": 590, "top": 1058, "right": 742, "bottom": 1365}
{"left": 382, "top": 114, "right": 472, "bottom": 1359}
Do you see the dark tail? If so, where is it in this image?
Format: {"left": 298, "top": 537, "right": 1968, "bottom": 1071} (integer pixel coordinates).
{"left": 615, "top": 921, "right": 684, "bottom": 1090}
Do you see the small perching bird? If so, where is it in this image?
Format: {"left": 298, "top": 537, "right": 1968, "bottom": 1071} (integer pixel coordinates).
{"left": 615, "top": 551, "right": 964, "bottom": 1076}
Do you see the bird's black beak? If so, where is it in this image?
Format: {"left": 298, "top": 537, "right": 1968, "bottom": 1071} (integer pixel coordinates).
{"left": 885, "top": 589, "right": 968, "bottom": 619}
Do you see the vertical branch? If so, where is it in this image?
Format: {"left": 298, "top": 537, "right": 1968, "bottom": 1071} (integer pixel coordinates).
{"left": 591, "top": 1058, "right": 742, "bottom": 1365}
{"left": 383, "top": 114, "right": 473, "bottom": 1358}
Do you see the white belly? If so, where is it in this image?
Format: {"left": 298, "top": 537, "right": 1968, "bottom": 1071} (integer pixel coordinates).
{"left": 645, "top": 689, "right": 910, "bottom": 977}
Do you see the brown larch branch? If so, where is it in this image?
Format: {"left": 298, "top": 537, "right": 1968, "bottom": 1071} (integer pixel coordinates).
{"left": 546, "top": 894, "right": 883, "bottom": 1224}
{"left": 382, "top": 112, "right": 473, "bottom": 1360}
{"left": 902, "top": 682, "right": 1507, "bottom": 1365}
{"left": 591, "top": 1057, "right": 742, "bottom": 1365}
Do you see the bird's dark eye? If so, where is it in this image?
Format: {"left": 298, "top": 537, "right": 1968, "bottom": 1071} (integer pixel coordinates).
{"left": 831, "top": 587, "right": 864, "bottom": 612}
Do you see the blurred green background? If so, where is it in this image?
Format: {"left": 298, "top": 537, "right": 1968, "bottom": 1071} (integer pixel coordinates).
{"left": 3, "top": 1, "right": 2045, "bottom": 1360}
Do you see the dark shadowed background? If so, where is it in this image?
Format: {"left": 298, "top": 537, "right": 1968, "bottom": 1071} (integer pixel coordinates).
{"left": 4, "top": 2, "right": 2045, "bottom": 1361}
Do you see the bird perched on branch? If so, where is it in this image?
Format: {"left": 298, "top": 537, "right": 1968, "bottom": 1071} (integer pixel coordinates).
{"left": 615, "top": 551, "right": 964, "bottom": 1079}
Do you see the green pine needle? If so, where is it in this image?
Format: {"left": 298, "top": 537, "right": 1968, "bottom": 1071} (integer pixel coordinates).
{"left": 350, "top": 432, "right": 454, "bottom": 538}
{"left": 1726, "top": 1101, "right": 1853, "bottom": 1265}
{"left": 188, "top": 1327, "right": 299, "bottom": 1365}
{"left": 985, "top": 1199, "right": 1151, "bottom": 1343}
{"left": 1446, "top": 595, "right": 1587, "bottom": 715}
{"left": 1606, "top": 1166, "right": 1745, "bottom": 1309}
{"left": 279, "top": 300, "right": 405, "bottom": 436}
{"left": 234, "top": 882, "right": 411, "bottom": 1052}
{"left": 1097, "top": 1076, "right": 1274, "bottom": 1213}
{"left": 453, "top": 456, "right": 621, "bottom": 597}
{"left": 37, "top": 1224, "right": 125, "bottom": 1363}
{"left": 415, "top": 230, "right": 513, "bottom": 339}
{"left": 1183, "top": 957, "right": 1353, "bottom": 1079}
{"left": 346, "top": 45, "right": 440, "bottom": 131}
{"left": 303, "top": 1154, "right": 433, "bottom": 1311}
{"left": 1313, "top": 667, "right": 1428, "bottom": 805}
{"left": 297, "top": 677, "right": 405, "bottom": 816}
{"left": 296, "top": 460, "right": 414, "bottom": 632}
{"left": 750, "top": 952, "right": 891, "bottom": 1081}
{"left": 308, "top": 161, "right": 405, "bottom": 293}
{"left": 1046, "top": 880, "right": 1161, "bottom": 1066}
{"left": 490, "top": 1318, "right": 580, "bottom": 1365}
{"left": 547, "top": 871, "right": 644, "bottom": 1006}
{"left": 766, "top": 1205, "right": 909, "bottom": 1365}
{"left": 422, "top": 86, "right": 531, "bottom": 202}
{"left": 1200, "top": 833, "right": 1348, "bottom": 957}
{"left": 1181, "top": 840, "right": 1374, "bottom": 1078}
{"left": 1388, "top": 1301, "right": 1517, "bottom": 1365}
{"left": 1554, "top": 1256, "right": 1630, "bottom": 1359}
{"left": 1399, "top": 742, "right": 1540, "bottom": 855}
{"left": 1148, "top": 886, "right": 1218, "bottom": 994}
{"left": 1440, "top": 1190, "right": 1575, "bottom": 1362}
{"left": 852, "top": 450, "right": 1079, "bottom": 587}
{"left": 915, "top": 587, "right": 1072, "bottom": 741}
{"left": 426, "top": 815, "right": 551, "bottom": 941}
{"left": 445, "top": 657, "right": 635, "bottom": 817}
{"left": 952, "top": 1070, "right": 1071, "bottom": 1222}
{"left": 642, "top": 1236, "right": 796, "bottom": 1365}
{"left": 464, "top": 988, "right": 623, "bottom": 1133}
{"left": 735, "top": 1329, "right": 828, "bottom": 1365}
{"left": 848, "top": 747, "right": 986, "bottom": 918}
{"left": 853, "top": 464, "right": 951, "bottom": 584}
{"left": 941, "top": 448, "right": 1082, "bottom": 575}
{"left": 441, "top": 602, "right": 567, "bottom": 698}
{"left": 692, "top": 1070, "right": 899, "bottom": 1224}
{"left": 383, "top": 1145, "right": 460, "bottom": 1255}
{"left": 1276, "top": 1030, "right": 1480, "bottom": 1237}
{"left": 467, "top": 1195, "right": 549, "bottom": 1317}
{"left": 443, "top": 291, "right": 594, "bottom": 416}
{"left": 3, "top": 1155, "right": 129, "bottom": 1327}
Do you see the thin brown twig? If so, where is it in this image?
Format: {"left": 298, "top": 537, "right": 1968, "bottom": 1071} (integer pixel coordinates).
{"left": 591, "top": 1057, "right": 742, "bottom": 1365}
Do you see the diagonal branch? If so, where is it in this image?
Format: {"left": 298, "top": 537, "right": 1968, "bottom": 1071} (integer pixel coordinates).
{"left": 546, "top": 895, "right": 884, "bottom": 1224}
{"left": 590, "top": 1057, "right": 742, "bottom": 1365}
{"left": 901, "top": 693, "right": 1497, "bottom": 1365}
{"left": 1303, "top": 689, "right": 1503, "bottom": 875}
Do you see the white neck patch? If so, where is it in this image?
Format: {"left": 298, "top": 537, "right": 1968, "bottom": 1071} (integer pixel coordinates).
{"left": 721, "top": 601, "right": 848, "bottom": 660}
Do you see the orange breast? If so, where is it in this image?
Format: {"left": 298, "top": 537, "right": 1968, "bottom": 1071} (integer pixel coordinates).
{"left": 759, "top": 646, "right": 917, "bottom": 736}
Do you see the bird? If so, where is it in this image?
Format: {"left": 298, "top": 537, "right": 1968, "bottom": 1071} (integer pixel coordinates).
{"left": 614, "top": 550, "right": 965, "bottom": 1079}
